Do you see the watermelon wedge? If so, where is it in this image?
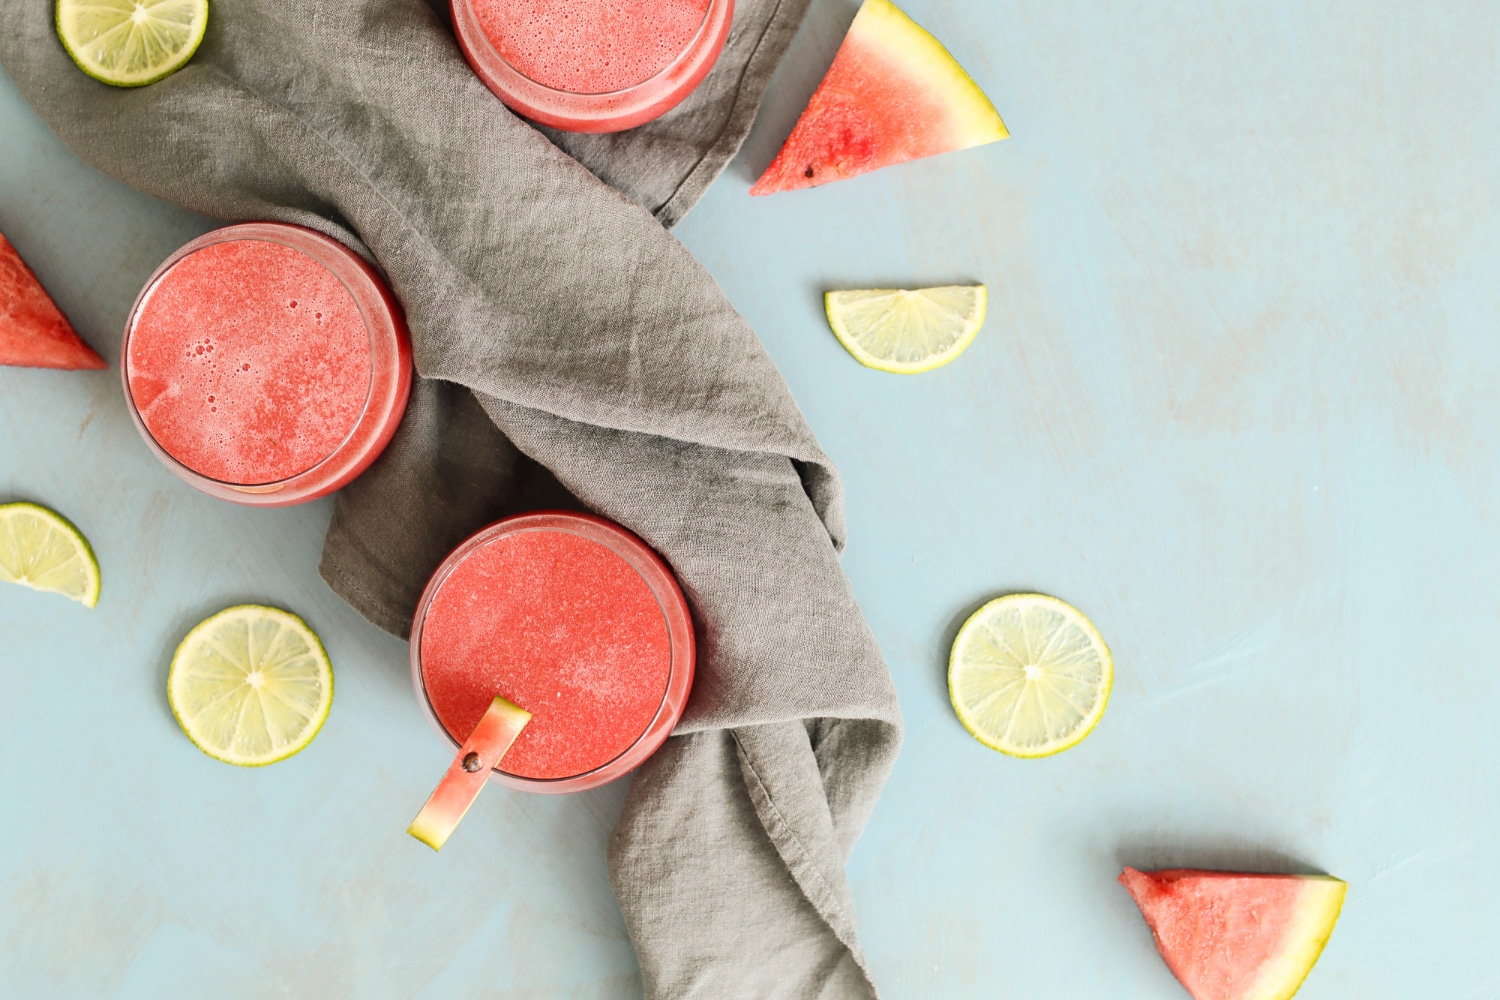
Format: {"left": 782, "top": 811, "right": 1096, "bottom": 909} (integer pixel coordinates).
{"left": 1119, "top": 867, "right": 1347, "bottom": 1000}
{"left": 0, "top": 233, "right": 106, "bottom": 370}
{"left": 750, "top": 0, "right": 1008, "bottom": 196}
{"left": 408, "top": 695, "right": 531, "bottom": 851}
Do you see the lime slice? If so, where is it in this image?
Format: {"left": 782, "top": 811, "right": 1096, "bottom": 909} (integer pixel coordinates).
{"left": 56, "top": 0, "right": 209, "bottom": 88}
{"left": 0, "top": 502, "right": 101, "bottom": 608}
{"left": 949, "top": 593, "right": 1112, "bottom": 758}
{"left": 824, "top": 285, "right": 986, "bottom": 373}
{"left": 168, "top": 605, "right": 333, "bottom": 767}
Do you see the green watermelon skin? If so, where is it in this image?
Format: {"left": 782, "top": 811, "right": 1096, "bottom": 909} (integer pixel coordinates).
{"left": 1120, "top": 867, "right": 1346, "bottom": 1000}
{"left": 0, "top": 234, "right": 106, "bottom": 370}
{"left": 750, "top": 0, "right": 1007, "bottom": 195}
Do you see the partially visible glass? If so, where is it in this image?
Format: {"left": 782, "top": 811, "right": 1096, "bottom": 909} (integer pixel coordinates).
{"left": 451, "top": 0, "right": 735, "bottom": 133}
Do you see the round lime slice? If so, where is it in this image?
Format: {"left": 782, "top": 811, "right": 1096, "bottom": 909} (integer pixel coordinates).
{"left": 168, "top": 605, "right": 333, "bottom": 767}
{"left": 0, "top": 502, "right": 101, "bottom": 608}
{"left": 824, "top": 285, "right": 986, "bottom": 373}
{"left": 949, "top": 593, "right": 1113, "bottom": 758}
{"left": 56, "top": 0, "right": 209, "bottom": 88}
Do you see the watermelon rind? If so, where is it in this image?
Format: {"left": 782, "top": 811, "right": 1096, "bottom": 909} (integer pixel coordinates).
{"left": 55, "top": 0, "right": 210, "bottom": 89}
{"left": 408, "top": 695, "right": 532, "bottom": 851}
{"left": 1245, "top": 875, "right": 1346, "bottom": 1000}
{"left": 855, "top": 0, "right": 1009, "bottom": 148}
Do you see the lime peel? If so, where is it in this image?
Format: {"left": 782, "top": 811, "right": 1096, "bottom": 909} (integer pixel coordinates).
{"left": 408, "top": 696, "right": 532, "bottom": 851}
{"left": 0, "top": 502, "right": 101, "bottom": 608}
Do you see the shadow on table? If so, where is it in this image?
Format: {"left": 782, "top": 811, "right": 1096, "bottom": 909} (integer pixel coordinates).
{"left": 1113, "top": 838, "right": 1328, "bottom": 876}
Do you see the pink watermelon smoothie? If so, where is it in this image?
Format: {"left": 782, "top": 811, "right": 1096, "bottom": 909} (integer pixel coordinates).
{"left": 451, "top": 0, "right": 733, "bottom": 132}
{"left": 475, "top": 0, "right": 709, "bottom": 94}
{"left": 123, "top": 223, "right": 411, "bottom": 506}
{"left": 413, "top": 512, "right": 695, "bottom": 791}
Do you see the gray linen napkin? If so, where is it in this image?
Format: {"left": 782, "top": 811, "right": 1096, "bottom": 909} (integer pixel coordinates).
{"left": 0, "top": 1, "right": 902, "bottom": 996}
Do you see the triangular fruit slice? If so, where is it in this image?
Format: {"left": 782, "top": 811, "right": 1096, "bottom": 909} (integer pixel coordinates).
{"left": 750, "top": 0, "right": 1008, "bottom": 196}
{"left": 408, "top": 696, "right": 532, "bottom": 851}
{"left": 0, "top": 233, "right": 106, "bottom": 370}
{"left": 1119, "top": 867, "right": 1347, "bottom": 1000}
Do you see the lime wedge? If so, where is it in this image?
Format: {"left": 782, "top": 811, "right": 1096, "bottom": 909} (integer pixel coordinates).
{"left": 0, "top": 502, "right": 101, "bottom": 608}
{"left": 168, "top": 605, "right": 333, "bottom": 767}
{"left": 56, "top": 0, "right": 209, "bottom": 88}
{"left": 949, "top": 593, "right": 1112, "bottom": 758}
{"left": 824, "top": 285, "right": 986, "bottom": 373}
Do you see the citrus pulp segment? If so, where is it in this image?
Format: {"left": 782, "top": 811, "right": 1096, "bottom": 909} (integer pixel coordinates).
{"left": 168, "top": 605, "right": 333, "bottom": 766}
{"left": 0, "top": 502, "right": 101, "bottom": 608}
{"left": 825, "top": 285, "right": 986, "bottom": 373}
{"left": 948, "top": 593, "right": 1112, "bottom": 757}
{"left": 56, "top": 0, "right": 209, "bottom": 88}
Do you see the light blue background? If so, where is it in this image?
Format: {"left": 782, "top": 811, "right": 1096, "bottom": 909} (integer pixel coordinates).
{"left": 4, "top": 1, "right": 1497, "bottom": 996}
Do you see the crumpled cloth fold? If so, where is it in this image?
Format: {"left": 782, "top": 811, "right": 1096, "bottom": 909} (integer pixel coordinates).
{"left": 0, "top": 2, "right": 901, "bottom": 994}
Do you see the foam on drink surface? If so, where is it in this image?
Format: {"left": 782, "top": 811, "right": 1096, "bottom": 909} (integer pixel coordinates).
{"left": 126, "top": 240, "right": 372, "bottom": 485}
{"left": 420, "top": 529, "right": 673, "bottom": 781}
{"left": 473, "top": 0, "right": 711, "bottom": 94}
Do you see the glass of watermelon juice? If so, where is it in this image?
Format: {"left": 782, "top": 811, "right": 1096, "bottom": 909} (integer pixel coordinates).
{"left": 122, "top": 223, "right": 412, "bottom": 506}
{"left": 450, "top": 0, "right": 734, "bottom": 133}
{"left": 410, "top": 512, "right": 695, "bottom": 793}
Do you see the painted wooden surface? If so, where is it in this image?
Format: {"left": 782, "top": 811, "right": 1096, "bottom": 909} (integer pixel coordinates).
{"left": 4, "top": 1, "right": 1498, "bottom": 996}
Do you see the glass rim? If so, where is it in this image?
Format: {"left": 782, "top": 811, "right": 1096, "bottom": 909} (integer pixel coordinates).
{"left": 121, "top": 222, "right": 398, "bottom": 496}
{"left": 451, "top": 0, "right": 726, "bottom": 99}
{"left": 408, "top": 510, "right": 696, "bottom": 793}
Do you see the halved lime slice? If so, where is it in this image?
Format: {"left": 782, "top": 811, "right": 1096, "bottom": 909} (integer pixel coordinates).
{"left": 824, "top": 285, "right": 986, "bottom": 373}
{"left": 168, "top": 605, "right": 333, "bottom": 767}
{"left": 56, "top": 0, "right": 209, "bottom": 88}
{"left": 949, "top": 593, "right": 1112, "bottom": 758}
{"left": 0, "top": 502, "right": 101, "bottom": 608}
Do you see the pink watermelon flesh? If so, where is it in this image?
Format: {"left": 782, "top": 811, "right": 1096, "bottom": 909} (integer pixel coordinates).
{"left": 408, "top": 696, "right": 532, "bottom": 851}
{"left": 1119, "top": 867, "right": 1345, "bottom": 1000}
{"left": 750, "top": 0, "right": 1006, "bottom": 195}
{"left": 0, "top": 234, "right": 106, "bottom": 370}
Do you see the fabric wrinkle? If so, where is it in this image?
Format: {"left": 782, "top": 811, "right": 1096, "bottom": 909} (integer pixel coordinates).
{"left": 0, "top": 2, "right": 902, "bottom": 996}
